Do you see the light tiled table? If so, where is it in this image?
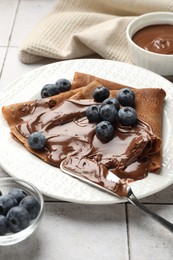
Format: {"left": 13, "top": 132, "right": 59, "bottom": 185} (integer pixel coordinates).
{"left": 0, "top": 1, "right": 173, "bottom": 259}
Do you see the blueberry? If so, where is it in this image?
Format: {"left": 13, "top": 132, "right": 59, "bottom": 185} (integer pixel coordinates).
{"left": 7, "top": 206, "right": 30, "bottom": 233}
{"left": 0, "top": 194, "right": 18, "bottom": 216}
{"left": 117, "top": 88, "right": 135, "bottom": 107}
{"left": 96, "top": 121, "right": 114, "bottom": 143}
{"left": 93, "top": 86, "right": 110, "bottom": 102}
{"left": 20, "top": 196, "right": 41, "bottom": 220}
{"left": 0, "top": 190, "right": 2, "bottom": 196}
{"left": 102, "top": 97, "right": 120, "bottom": 110}
{"left": 0, "top": 215, "right": 8, "bottom": 235}
{"left": 8, "top": 188, "right": 27, "bottom": 203}
{"left": 100, "top": 104, "right": 118, "bottom": 123}
{"left": 118, "top": 106, "right": 137, "bottom": 126}
{"left": 86, "top": 105, "right": 101, "bottom": 123}
{"left": 28, "top": 132, "right": 46, "bottom": 150}
{"left": 41, "top": 84, "right": 60, "bottom": 98}
{"left": 55, "top": 78, "right": 71, "bottom": 92}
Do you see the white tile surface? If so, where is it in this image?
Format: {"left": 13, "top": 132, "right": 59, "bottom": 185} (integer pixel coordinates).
{"left": 10, "top": 0, "right": 57, "bottom": 46}
{"left": 0, "top": 203, "right": 128, "bottom": 260}
{"left": 128, "top": 204, "right": 173, "bottom": 260}
{"left": 0, "top": 0, "right": 18, "bottom": 46}
{"left": 0, "top": 0, "right": 173, "bottom": 259}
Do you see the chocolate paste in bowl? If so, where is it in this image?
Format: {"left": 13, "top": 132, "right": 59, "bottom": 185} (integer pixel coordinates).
{"left": 132, "top": 24, "right": 173, "bottom": 54}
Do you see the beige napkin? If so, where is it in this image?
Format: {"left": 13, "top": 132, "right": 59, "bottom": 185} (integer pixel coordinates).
{"left": 19, "top": 0, "right": 173, "bottom": 64}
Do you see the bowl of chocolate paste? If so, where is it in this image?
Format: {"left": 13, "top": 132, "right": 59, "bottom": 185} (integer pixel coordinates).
{"left": 126, "top": 12, "right": 173, "bottom": 76}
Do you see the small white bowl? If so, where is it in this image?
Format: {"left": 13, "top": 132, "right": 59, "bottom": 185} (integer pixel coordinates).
{"left": 126, "top": 12, "right": 173, "bottom": 76}
{"left": 0, "top": 177, "right": 44, "bottom": 246}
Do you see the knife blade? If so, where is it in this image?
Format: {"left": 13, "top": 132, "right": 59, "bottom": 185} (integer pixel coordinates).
{"left": 60, "top": 156, "right": 129, "bottom": 198}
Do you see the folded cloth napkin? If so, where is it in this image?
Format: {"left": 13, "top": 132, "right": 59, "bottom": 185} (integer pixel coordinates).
{"left": 19, "top": 0, "right": 173, "bottom": 64}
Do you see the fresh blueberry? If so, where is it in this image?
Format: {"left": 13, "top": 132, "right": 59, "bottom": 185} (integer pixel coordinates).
{"left": 102, "top": 97, "right": 120, "bottom": 110}
{"left": 55, "top": 78, "right": 71, "bottom": 92}
{"left": 118, "top": 106, "right": 137, "bottom": 126}
{"left": 92, "top": 86, "right": 110, "bottom": 102}
{"left": 28, "top": 132, "right": 46, "bottom": 150}
{"left": 117, "top": 88, "right": 135, "bottom": 107}
{"left": 86, "top": 105, "right": 101, "bottom": 123}
{"left": 96, "top": 121, "right": 114, "bottom": 143}
{"left": 0, "top": 190, "right": 2, "bottom": 196}
{"left": 41, "top": 83, "right": 60, "bottom": 98}
{"left": 6, "top": 206, "right": 30, "bottom": 233}
{"left": 0, "top": 215, "right": 8, "bottom": 235}
{"left": 0, "top": 194, "right": 18, "bottom": 216}
{"left": 19, "top": 196, "right": 41, "bottom": 220}
{"left": 100, "top": 104, "right": 118, "bottom": 123}
{"left": 8, "top": 188, "right": 27, "bottom": 203}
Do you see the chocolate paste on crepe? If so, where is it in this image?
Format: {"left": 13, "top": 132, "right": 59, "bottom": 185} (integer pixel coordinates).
{"left": 2, "top": 73, "right": 166, "bottom": 186}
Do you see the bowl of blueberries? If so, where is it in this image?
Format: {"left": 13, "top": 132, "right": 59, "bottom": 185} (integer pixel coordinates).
{"left": 0, "top": 177, "right": 44, "bottom": 246}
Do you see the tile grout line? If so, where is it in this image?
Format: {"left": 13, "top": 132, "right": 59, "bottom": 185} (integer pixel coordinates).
{"left": 139, "top": 202, "right": 173, "bottom": 205}
{"left": 125, "top": 203, "right": 131, "bottom": 260}
{"left": 0, "top": 0, "right": 21, "bottom": 80}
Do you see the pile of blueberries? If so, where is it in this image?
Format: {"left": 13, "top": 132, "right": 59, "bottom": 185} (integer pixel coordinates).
{"left": 0, "top": 188, "right": 41, "bottom": 235}
{"left": 86, "top": 86, "right": 137, "bottom": 143}
{"left": 41, "top": 78, "right": 71, "bottom": 98}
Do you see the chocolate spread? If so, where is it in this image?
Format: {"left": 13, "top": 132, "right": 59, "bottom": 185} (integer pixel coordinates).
{"left": 132, "top": 24, "right": 173, "bottom": 54}
{"left": 15, "top": 99, "right": 158, "bottom": 186}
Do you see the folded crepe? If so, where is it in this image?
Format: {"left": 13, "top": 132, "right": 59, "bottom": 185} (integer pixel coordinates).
{"left": 2, "top": 72, "right": 166, "bottom": 181}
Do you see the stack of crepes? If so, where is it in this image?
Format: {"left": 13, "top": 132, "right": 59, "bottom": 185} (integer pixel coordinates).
{"left": 2, "top": 72, "right": 166, "bottom": 182}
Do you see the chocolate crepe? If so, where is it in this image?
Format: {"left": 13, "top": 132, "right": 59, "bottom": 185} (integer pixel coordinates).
{"left": 2, "top": 72, "right": 166, "bottom": 181}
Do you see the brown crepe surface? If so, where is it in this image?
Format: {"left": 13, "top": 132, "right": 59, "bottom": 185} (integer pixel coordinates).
{"left": 2, "top": 72, "right": 166, "bottom": 175}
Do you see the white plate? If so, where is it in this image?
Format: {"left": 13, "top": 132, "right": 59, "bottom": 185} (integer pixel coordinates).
{"left": 0, "top": 59, "right": 173, "bottom": 204}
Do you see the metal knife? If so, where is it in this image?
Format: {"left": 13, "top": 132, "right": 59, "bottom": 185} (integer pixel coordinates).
{"left": 60, "top": 157, "right": 173, "bottom": 233}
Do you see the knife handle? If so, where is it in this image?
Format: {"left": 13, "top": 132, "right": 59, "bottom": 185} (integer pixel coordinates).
{"left": 127, "top": 189, "right": 173, "bottom": 233}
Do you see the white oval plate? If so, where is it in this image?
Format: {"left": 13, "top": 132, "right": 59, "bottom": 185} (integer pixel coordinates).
{"left": 0, "top": 59, "right": 173, "bottom": 204}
